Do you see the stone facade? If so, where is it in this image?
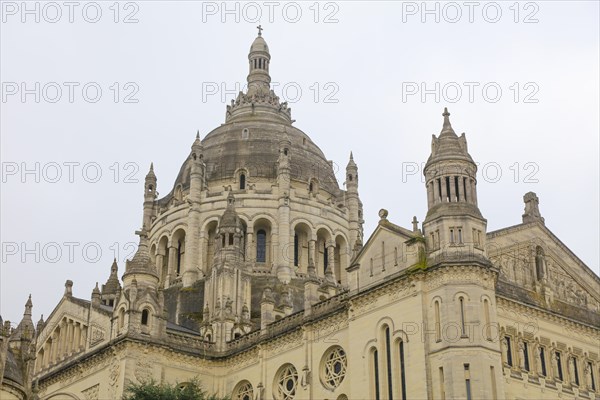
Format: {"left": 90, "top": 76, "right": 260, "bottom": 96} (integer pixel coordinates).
{"left": 2, "top": 31, "right": 598, "bottom": 400}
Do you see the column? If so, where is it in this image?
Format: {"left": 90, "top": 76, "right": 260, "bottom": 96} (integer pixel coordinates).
{"left": 71, "top": 320, "right": 77, "bottom": 354}
{"left": 449, "top": 176, "right": 456, "bottom": 202}
{"left": 441, "top": 177, "right": 448, "bottom": 202}
{"left": 471, "top": 179, "right": 478, "bottom": 204}
{"left": 464, "top": 177, "right": 471, "bottom": 203}
{"left": 308, "top": 239, "right": 316, "bottom": 275}
{"left": 246, "top": 232, "right": 254, "bottom": 263}
{"left": 43, "top": 342, "right": 50, "bottom": 368}
{"left": 167, "top": 245, "right": 177, "bottom": 283}
{"left": 59, "top": 320, "right": 67, "bottom": 358}
{"left": 75, "top": 322, "right": 81, "bottom": 351}
{"left": 81, "top": 326, "right": 88, "bottom": 350}
{"left": 457, "top": 176, "right": 464, "bottom": 202}
{"left": 198, "top": 230, "right": 206, "bottom": 274}
{"left": 51, "top": 333, "right": 58, "bottom": 363}
{"left": 427, "top": 181, "right": 434, "bottom": 208}
{"left": 327, "top": 243, "right": 336, "bottom": 281}
{"left": 156, "top": 251, "right": 165, "bottom": 287}
{"left": 433, "top": 179, "right": 440, "bottom": 204}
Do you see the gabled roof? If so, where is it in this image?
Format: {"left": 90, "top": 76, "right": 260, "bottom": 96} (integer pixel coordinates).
{"left": 488, "top": 220, "right": 600, "bottom": 302}
{"left": 350, "top": 217, "right": 416, "bottom": 268}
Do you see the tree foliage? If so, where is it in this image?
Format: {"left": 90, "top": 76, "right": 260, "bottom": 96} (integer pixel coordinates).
{"left": 122, "top": 378, "right": 230, "bottom": 400}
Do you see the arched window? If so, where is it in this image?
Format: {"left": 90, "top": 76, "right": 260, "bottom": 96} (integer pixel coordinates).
{"left": 434, "top": 301, "right": 441, "bottom": 342}
{"left": 293, "top": 233, "right": 299, "bottom": 266}
{"left": 323, "top": 242, "right": 328, "bottom": 273}
{"left": 384, "top": 327, "right": 393, "bottom": 400}
{"left": 232, "top": 381, "right": 253, "bottom": 400}
{"left": 256, "top": 230, "right": 267, "bottom": 263}
{"left": 459, "top": 297, "right": 467, "bottom": 337}
{"left": 483, "top": 299, "right": 491, "bottom": 340}
{"left": 118, "top": 308, "right": 125, "bottom": 330}
{"left": 239, "top": 173, "right": 246, "bottom": 190}
{"left": 371, "top": 348, "right": 380, "bottom": 400}
{"left": 176, "top": 239, "right": 183, "bottom": 276}
{"left": 399, "top": 341, "right": 407, "bottom": 400}
{"left": 274, "top": 364, "right": 298, "bottom": 400}
{"left": 309, "top": 182, "right": 314, "bottom": 192}
{"left": 321, "top": 346, "right": 347, "bottom": 390}
{"left": 141, "top": 309, "right": 149, "bottom": 326}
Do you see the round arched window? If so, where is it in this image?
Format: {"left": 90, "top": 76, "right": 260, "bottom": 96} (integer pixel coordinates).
{"left": 320, "top": 346, "right": 347, "bottom": 390}
{"left": 273, "top": 364, "right": 298, "bottom": 400}
{"left": 232, "top": 380, "right": 253, "bottom": 400}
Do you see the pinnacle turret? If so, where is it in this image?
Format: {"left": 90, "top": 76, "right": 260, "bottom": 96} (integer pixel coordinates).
{"left": 123, "top": 229, "right": 159, "bottom": 281}
{"left": 440, "top": 107, "right": 456, "bottom": 136}
{"left": 102, "top": 258, "right": 121, "bottom": 296}
{"left": 423, "top": 108, "right": 488, "bottom": 265}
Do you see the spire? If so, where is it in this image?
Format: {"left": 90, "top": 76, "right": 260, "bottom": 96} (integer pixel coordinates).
{"left": 102, "top": 258, "right": 122, "bottom": 295}
{"left": 91, "top": 283, "right": 101, "bottom": 306}
{"left": 347, "top": 151, "right": 357, "bottom": 168}
{"left": 226, "top": 30, "right": 292, "bottom": 123}
{"left": 191, "top": 131, "right": 204, "bottom": 159}
{"left": 247, "top": 29, "right": 272, "bottom": 94}
{"left": 440, "top": 107, "right": 456, "bottom": 136}
{"left": 123, "top": 228, "right": 159, "bottom": 280}
{"left": 11, "top": 295, "right": 34, "bottom": 341}
{"left": 412, "top": 216, "right": 420, "bottom": 233}
{"left": 146, "top": 162, "right": 156, "bottom": 180}
{"left": 36, "top": 314, "right": 44, "bottom": 332}
{"left": 24, "top": 295, "right": 32, "bottom": 317}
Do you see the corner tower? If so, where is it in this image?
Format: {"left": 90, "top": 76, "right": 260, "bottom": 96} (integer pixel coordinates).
{"left": 423, "top": 108, "right": 487, "bottom": 263}
{"left": 422, "top": 109, "right": 503, "bottom": 400}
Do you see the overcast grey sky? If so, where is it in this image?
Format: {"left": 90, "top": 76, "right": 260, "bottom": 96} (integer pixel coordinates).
{"left": 1, "top": 1, "right": 598, "bottom": 325}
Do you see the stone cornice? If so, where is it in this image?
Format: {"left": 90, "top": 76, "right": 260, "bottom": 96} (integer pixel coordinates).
{"left": 496, "top": 295, "right": 599, "bottom": 338}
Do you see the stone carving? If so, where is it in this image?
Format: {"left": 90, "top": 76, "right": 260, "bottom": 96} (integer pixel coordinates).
{"left": 535, "top": 247, "right": 548, "bottom": 283}
{"left": 82, "top": 383, "right": 99, "bottom": 400}
{"left": 568, "top": 357, "right": 577, "bottom": 386}
{"left": 107, "top": 357, "right": 120, "bottom": 398}
{"left": 89, "top": 326, "right": 105, "bottom": 346}
{"left": 551, "top": 352, "right": 560, "bottom": 380}
{"left": 534, "top": 348, "right": 543, "bottom": 376}
{"left": 584, "top": 363, "right": 593, "bottom": 390}
{"left": 522, "top": 192, "right": 545, "bottom": 224}
{"left": 226, "top": 88, "right": 291, "bottom": 120}
{"left": 134, "top": 358, "right": 153, "bottom": 383}
{"left": 518, "top": 341, "right": 526, "bottom": 369}
{"left": 501, "top": 337, "right": 508, "bottom": 365}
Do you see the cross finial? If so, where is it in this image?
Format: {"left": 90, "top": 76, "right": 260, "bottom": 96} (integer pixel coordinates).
{"left": 257, "top": 25, "right": 263, "bottom": 36}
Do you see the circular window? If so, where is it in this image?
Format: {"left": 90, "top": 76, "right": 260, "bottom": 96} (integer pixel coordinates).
{"left": 321, "top": 346, "right": 347, "bottom": 390}
{"left": 273, "top": 364, "right": 298, "bottom": 400}
{"left": 233, "top": 380, "right": 253, "bottom": 400}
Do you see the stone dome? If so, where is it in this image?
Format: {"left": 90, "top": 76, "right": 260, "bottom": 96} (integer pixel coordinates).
{"left": 159, "top": 32, "right": 340, "bottom": 204}
{"left": 163, "top": 122, "right": 340, "bottom": 202}
{"left": 249, "top": 35, "right": 269, "bottom": 54}
{"left": 425, "top": 108, "right": 475, "bottom": 168}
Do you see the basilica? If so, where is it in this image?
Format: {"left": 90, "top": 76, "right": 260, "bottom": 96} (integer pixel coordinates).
{"left": 1, "top": 31, "right": 599, "bottom": 400}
